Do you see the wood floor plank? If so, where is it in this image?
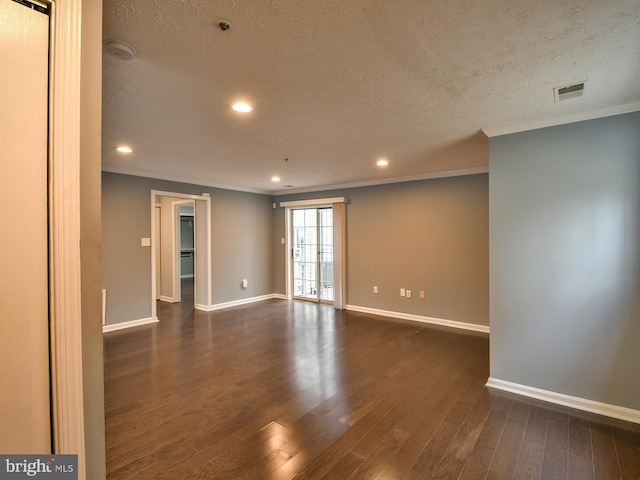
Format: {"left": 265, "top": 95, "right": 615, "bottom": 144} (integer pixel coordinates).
{"left": 404, "top": 398, "right": 477, "bottom": 479}
{"left": 430, "top": 413, "right": 485, "bottom": 480}
{"left": 591, "top": 421, "right": 622, "bottom": 480}
{"left": 513, "top": 405, "right": 549, "bottom": 480}
{"left": 486, "top": 413, "right": 528, "bottom": 480}
{"left": 541, "top": 410, "right": 570, "bottom": 480}
{"left": 568, "top": 417, "right": 594, "bottom": 480}
{"left": 613, "top": 426, "right": 640, "bottom": 477}
{"left": 458, "top": 409, "right": 508, "bottom": 480}
{"left": 104, "top": 285, "right": 639, "bottom": 480}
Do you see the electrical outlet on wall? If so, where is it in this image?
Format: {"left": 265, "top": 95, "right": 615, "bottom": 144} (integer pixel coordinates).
{"left": 420, "top": 291, "right": 425, "bottom": 300}
{"left": 373, "top": 286, "right": 378, "bottom": 294}
{"left": 406, "top": 290, "right": 412, "bottom": 298}
{"left": 400, "top": 288, "right": 405, "bottom": 297}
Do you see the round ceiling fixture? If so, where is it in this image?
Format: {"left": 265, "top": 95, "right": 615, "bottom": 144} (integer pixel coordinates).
{"left": 104, "top": 39, "right": 136, "bottom": 61}
{"left": 376, "top": 158, "right": 389, "bottom": 167}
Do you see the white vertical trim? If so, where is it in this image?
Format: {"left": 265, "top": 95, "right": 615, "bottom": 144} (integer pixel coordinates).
{"left": 48, "top": 0, "right": 87, "bottom": 477}
{"left": 284, "top": 207, "right": 293, "bottom": 299}
{"left": 333, "top": 202, "right": 347, "bottom": 310}
{"left": 205, "top": 198, "right": 212, "bottom": 306}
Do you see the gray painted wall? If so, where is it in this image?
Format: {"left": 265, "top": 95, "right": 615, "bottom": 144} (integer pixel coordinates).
{"left": 102, "top": 172, "right": 275, "bottom": 325}
{"left": 490, "top": 112, "right": 640, "bottom": 410}
{"left": 275, "top": 174, "right": 490, "bottom": 327}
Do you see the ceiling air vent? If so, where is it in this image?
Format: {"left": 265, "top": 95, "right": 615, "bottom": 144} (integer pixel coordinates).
{"left": 554, "top": 81, "right": 587, "bottom": 102}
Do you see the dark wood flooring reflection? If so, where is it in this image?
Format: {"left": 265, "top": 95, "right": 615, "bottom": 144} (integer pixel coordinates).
{"left": 104, "top": 294, "right": 640, "bottom": 479}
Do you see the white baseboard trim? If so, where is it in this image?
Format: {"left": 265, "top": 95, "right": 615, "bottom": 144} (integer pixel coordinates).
{"left": 195, "top": 294, "right": 280, "bottom": 312}
{"left": 159, "top": 295, "right": 178, "bottom": 303}
{"left": 345, "top": 304, "right": 490, "bottom": 334}
{"left": 486, "top": 377, "right": 640, "bottom": 424}
{"left": 102, "top": 316, "right": 159, "bottom": 333}
{"left": 273, "top": 293, "right": 289, "bottom": 300}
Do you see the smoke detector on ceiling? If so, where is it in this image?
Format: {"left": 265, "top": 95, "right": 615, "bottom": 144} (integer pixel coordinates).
{"left": 554, "top": 81, "right": 587, "bottom": 102}
{"left": 104, "top": 39, "right": 136, "bottom": 61}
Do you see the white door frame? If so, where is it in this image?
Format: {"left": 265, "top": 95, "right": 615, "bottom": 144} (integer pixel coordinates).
{"left": 281, "top": 197, "right": 348, "bottom": 309}
{"left": 151, "top": 190, "right": 212, "bottom": 319}
{"left": 48, "top": 0, "right": 93, "bottom": 476}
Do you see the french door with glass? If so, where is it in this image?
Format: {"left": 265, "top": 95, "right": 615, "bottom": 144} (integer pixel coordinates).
{"left": 292, "top": 207, "right": 334, "bottom": 303}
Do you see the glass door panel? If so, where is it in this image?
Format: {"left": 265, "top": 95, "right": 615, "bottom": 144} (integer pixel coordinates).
{"left": 319, "top": 208, "right": 334, "bottom": 302}
{"left": 292, "top": 207, "right": 333, "bottom": 302}
{"left": 293, "top": 208, "right": 318, "bottom": 300}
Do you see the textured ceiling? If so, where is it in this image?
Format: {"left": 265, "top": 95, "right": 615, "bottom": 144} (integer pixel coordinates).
{"left": 102, "top": 0, "right": 640, "bottom": 194}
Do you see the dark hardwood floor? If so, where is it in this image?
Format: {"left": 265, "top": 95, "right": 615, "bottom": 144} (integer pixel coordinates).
{"left": 104, "top": 283, "right": 640, "bottom": 479}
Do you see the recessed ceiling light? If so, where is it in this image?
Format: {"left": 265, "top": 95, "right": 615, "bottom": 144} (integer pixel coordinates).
{"left": 271, "top": 176, "right": 281, "bottom": 183}
{"left": 377, "top": 158, "right": 389, "bottom": 167}
{"left": 232, "top": 102, "right": 252, "bottom": 113}
{"left": 116, "top": 146, "right": 133, "bottom": 153}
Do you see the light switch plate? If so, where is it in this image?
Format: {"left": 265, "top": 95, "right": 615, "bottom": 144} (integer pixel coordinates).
{"left": 141, "top": 237, "right": 151, "bottom": 247}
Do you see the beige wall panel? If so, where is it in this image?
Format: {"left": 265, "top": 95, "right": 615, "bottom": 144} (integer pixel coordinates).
{"left": 275, "top": 175, "right": 490, "bottom": 327}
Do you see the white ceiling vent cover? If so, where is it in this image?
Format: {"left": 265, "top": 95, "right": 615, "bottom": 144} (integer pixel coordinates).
{"left": 554, "top": 81, "right": 587, "bottom": 102}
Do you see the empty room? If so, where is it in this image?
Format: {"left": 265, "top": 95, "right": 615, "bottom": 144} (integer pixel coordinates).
{"left": 1, "top": 0, "right": 638, "bottom": 479}
{"left": 99, "top": 1, "right": 640, "bottom": 478}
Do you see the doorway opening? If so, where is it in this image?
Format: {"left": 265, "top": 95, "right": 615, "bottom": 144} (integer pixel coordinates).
{"left": 282, "top": 197, "right": 348, "bottom": 309}
{"left": 291, "top": 207, "right": 334, "bottom": 303}
{"left": 151, "top": 190, "right": 212, "bottom": 320}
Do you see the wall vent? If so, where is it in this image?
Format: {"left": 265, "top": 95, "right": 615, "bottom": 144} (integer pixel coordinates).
{"left": 554, "top": 81, "right": 587, "bottom": 102}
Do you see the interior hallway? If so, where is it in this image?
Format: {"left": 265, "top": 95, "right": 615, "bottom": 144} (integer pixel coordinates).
{"left": 104, "top": 296, "right": 640, "bottom": 479}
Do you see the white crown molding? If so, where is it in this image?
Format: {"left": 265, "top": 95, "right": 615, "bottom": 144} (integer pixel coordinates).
{"left": 486, "top": 377, "right": 640, "bottom": 424}
{"left": 482, "top": 102, "right": 640, "bottom": 138}
{"left": 102, "top": 164, "right": 273, "bottom": 196}
{"left": 274, "top": 167, "right": 489, "bottom": 196}
{"left": 103, "top": 164, "right": 490, "bottom": 198}
{"left": 345, "top": 305, "right": 490, "bottom": 334}
{"left": 102, "top": 317, "right": 159, "bottom": 333}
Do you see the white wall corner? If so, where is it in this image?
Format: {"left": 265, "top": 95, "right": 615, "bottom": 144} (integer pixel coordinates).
{"left": 486, "top": 377, "right": 640, "bottom": 425}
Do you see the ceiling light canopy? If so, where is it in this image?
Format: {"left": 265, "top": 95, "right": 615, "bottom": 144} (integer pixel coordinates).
{"left": 116, "top": 146, "right": 133, "bottom": 153}
{"left": 232, "top": 102, "right": 252, "bottom": 113}
{"left": 376, "top": 158, "right": 389, "bottom": 167}
{"left": 104, "top": 39, "right": 136, "bottom": 61}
